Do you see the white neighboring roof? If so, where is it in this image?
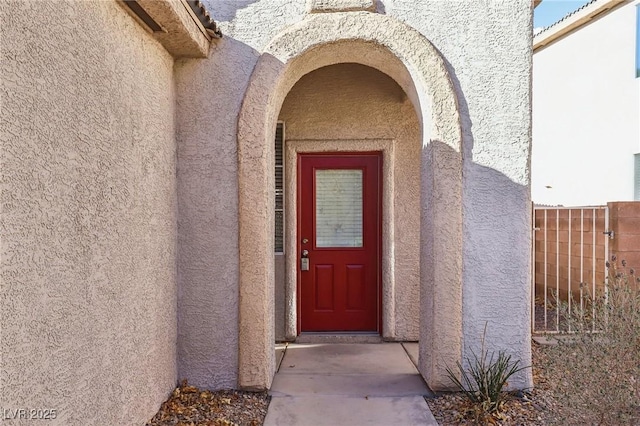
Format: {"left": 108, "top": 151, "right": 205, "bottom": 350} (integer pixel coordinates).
{"left": 534, "top": 0, "right": 627, "bottom": 51}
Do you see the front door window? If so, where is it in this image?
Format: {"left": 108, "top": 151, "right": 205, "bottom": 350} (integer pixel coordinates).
{"left": 315, "top": 169, "right": 363, "bottom": 248}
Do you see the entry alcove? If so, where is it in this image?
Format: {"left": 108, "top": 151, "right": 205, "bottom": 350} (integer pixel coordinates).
{"left": 275, "top": 63, "right": 422, "bottom": 342}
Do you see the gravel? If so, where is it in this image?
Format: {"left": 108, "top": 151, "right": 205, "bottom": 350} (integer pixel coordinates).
{"left": 426, "top": 341, "right": 559, "bottom": 425}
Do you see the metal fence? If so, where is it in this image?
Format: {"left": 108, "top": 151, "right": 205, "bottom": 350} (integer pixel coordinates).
{"left": 532, "top": 205, "right": 611, "bottom": 333}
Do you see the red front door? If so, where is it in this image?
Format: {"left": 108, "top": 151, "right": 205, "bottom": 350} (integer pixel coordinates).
{"left": 298, "top": 153, "right": 381, "bottom": 332}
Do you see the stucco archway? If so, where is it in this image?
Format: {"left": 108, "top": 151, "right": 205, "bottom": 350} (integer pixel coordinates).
{"left": 237, "top": 11, "right": 463, "bottom": 391}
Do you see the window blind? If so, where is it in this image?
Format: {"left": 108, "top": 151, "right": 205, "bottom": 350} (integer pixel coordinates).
{"left": 275, "top": 123, "right": 285, "bottom": 252}
{"left": 315, "top": 169, "right": 363, "bottom": 248}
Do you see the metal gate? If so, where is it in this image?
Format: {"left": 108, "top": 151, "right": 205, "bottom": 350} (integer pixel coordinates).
{"left": 532, "top": 205, "right": 611, "bottom": 333}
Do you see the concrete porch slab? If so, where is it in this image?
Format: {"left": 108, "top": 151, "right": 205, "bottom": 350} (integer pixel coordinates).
{"left": 275, "top": 343, "right": 287, "bottom": 372}
{"left": 270, "top": 373, "right": 430, "bottom": 397}
{"left": 265, "top": 343, "right": 437, "bottom": 425}
{"left": 264, "top": 395, "right": 438, "bottom": 426}
{"left": 295, "top": 333, "right": 383, "bottom": 344}
{"left": 277, "top": 343, "right": 417, "bottom": 375}
{"left": 402, "top": 342, "right": 419, "bottom": 369}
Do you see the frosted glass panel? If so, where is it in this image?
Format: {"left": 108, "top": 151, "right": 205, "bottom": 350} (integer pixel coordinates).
{"left": 315, "top": 169, "right": 363, "bottom": 247}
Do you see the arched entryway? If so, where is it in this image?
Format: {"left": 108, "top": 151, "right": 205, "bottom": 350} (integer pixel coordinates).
{"left": 237, "top": 11, "right": 463, "bottom": 391}
{"left": 277, "top": 63, "right": 421, "bottom": 342}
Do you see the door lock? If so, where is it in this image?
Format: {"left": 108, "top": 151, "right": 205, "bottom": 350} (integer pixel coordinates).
{"left": 301, "top": 249, "right": 309, "bottom": 271}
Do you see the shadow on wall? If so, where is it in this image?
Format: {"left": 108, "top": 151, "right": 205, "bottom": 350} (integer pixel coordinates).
{"left": 422, "top": 139, "right": 531, "bottom": 389}
{"left": 206, "top": 0, "right": 387, "bottom": 21}
{"left": 204, "top": 0, "right": 260, "bottom": 22}
{"left": 439, "top": 56, "right": 532, "bottom": 389}
{"left": 175, "top": 35, "right": 260, "bottom": 390}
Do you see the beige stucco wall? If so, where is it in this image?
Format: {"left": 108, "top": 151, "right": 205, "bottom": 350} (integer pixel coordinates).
{"left": 0, "top": 0, "right": 534, "bottom": 412}
{"left": 276, "top": 63, "right": 421, "bottom": 341}
{"left": 235, "top": 15, "right": 464, "bottom": 390}
{"left": 175, "top": 40, "right": 250, "bottom": 390}
{"left": 1, "top": 1, "right": 177, "bottom": 424}
{"left": 398, "top": 0, "right": 533, "bottom": 390}
{"left": 181, "top": 0, "right": 532, "bottom": 391}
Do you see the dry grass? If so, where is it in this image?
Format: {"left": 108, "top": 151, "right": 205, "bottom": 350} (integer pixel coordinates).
{"left": 427, "top": 258, "right": 640, "bottom": 425}
{"left": 428, "top": 339, "right": 639, "bottom": 425}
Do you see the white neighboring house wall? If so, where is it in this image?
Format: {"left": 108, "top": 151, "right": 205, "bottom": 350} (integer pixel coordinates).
{"left": 532, "top": 0, "right": 640, "bottom": 206}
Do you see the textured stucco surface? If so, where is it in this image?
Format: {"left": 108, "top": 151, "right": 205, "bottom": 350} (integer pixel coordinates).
{"left": 181, "top": 0, "right": 532, "bottom": 391}
{"left": 235, "top": 11, "right": 464, "bottom": 390}
{"left": 381, "top": 0, "right": 534, "bottom": 389}
{"left": 0, "top": 0, "right": 533, "bottom": 413}
{"left": 308, "top": 0, "right": 377, "bottom": 13}
{"left": 175, "top": 36, "right": 255, "bottom": 389}
{"left": 1, "top": 1, "right": 177, "bottom": 424}
{"left": 277, "top": 64, "right": 421, "bottom": 341}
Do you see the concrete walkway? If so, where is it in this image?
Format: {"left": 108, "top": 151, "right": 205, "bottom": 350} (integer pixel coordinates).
{"left": 264, "top": 343, "right": 438, "bottom": 426}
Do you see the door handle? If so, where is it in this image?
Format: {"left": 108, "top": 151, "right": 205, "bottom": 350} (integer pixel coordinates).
{"left": 301, "top": 250, "right": 309, "bottom": 271}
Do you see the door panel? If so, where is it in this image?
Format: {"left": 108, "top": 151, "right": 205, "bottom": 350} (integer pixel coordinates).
{"left": 298, "top": 153, "right": 381, "bottom": 332}
{"left": 315, "top": 265, "right": 335, "bottom": 311}
{"left": 346, "top": 265, "right": 365, "bottom": 311}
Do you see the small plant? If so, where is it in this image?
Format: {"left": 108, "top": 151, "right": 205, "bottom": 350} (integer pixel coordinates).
{"left": 545, "top": 255, "right": 640, "bottom": 425}
{"left": 445, "top": 323, "right": 529, "bottom": 417}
